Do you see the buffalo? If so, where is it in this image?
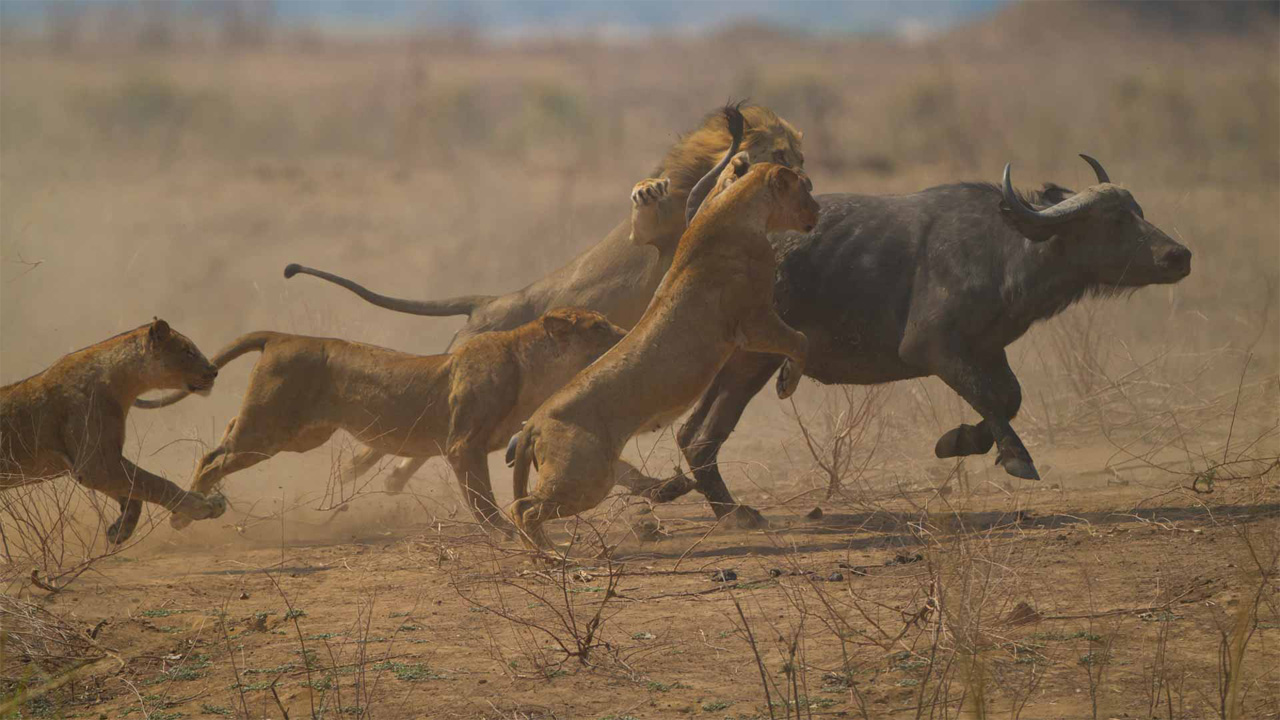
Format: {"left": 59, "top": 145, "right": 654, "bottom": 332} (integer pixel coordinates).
{"left": 667, "top": 155, "right": 1192, "bottom": 523}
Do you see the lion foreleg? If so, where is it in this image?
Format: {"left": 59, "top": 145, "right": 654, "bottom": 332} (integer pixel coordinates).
{"left": 628, "top": 177, "right": 681, "bottom": 247}
{"left": 737, "top": 311, "right": 808, "bottom": 400}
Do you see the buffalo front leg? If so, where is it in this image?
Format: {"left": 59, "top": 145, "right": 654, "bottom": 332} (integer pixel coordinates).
{"left": 737, "top": 311, "right": 808, "bottom": 399}
{"left": 932, "top": 353, "right": 1036, "bottom": 480}
{"left": 677, "top": 351, "right": 780, "bottom": 529}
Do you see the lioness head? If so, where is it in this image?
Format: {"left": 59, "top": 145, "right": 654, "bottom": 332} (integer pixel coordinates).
{"left": 702, "top": 154, "right": 819, "bottom": 234}
{"left": 538, "top": 308, "right": 627, "bottom": 364}
{"left": 765, "top": 164, "right": 820, "bottom": 234}
{"left": 142, "top": 318, "right": 218, "bottom": 395}
{"left": 658, "top": 104, "right": 805, "bottom": 194}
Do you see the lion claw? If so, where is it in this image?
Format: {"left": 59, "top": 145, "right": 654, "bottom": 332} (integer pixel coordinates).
{"left": 631, "top": 177, "right": 670, "bottom": 207}
{"left": 776, "top": 360, "right": 802, "bottom": 399}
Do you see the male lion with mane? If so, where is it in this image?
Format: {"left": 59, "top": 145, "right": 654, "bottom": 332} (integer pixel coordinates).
{"left": 283, "top": 104, "right": 804, "bottom": 525}
{"left": 1, "top": 319, "right": 228, "bottom": 543}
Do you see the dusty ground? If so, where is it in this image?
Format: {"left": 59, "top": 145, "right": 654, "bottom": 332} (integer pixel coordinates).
{"left": 3, "top": 2, "right": 1279, "bottom": 718}
{"left": 10, "top": 473, "right": 1280, "bottom": 720}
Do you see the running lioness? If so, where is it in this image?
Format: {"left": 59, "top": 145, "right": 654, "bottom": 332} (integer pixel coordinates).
{"left": 1, "top": 319, "right": 228, "bottom": 543}
{"left": 508, "top": 153, "right": 819, "bottom": 550}
{"left": 135, "top": 309, "right": 629, "bottom": 533}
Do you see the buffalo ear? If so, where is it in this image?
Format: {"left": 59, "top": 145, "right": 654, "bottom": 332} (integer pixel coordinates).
{"left": 148, "top": 318, "right": 171, "bottom": 343}
{"left": 729, "top": 152, "right": 750, "bottom": 178}
{"left": 999, "top": 207, "right": 1059, "bottom": 244}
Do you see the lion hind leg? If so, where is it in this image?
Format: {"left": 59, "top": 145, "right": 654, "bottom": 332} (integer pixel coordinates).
{"left": 107, "top": 497, "right": 143, "bottom": 544}
{"left": 384, "top": 456, "right": 426, "bottom": 494}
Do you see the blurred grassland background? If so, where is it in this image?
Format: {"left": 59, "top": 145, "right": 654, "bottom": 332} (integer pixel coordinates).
{"left": 0, "top": 0, "right": 1276, "bottom": 526}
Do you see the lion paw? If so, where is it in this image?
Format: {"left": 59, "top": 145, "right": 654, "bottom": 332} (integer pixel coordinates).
{"left": 630, "top": 177, "right": 670, "bottom": 208}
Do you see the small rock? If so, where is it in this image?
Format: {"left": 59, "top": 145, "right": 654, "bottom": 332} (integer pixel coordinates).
{"left": 769, "top": 568, "right": 783, "bottom": 578}
{"left": 827, "top": 572, "right": 844, "bottom": 582}
{"left": 806, "top": 507, "right": 824, "bottom": 520}
{"left": 886, "top": 553, "right": 924, "bottom": 566}
{"left": 239, "top": 591, "right": 249, "bottom": 600}
{"left": 710, "top": 569, "right": 737, "bottom": 582}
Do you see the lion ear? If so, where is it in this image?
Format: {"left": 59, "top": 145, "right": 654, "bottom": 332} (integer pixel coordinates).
{"left": 769, "top": 166, "right": 800, "bottom": 195}
{"left": 542, "top": 313, "right": 576, "bottom": 340}
{"left": 148, "top": 318, "right": 171, "bottom": 343}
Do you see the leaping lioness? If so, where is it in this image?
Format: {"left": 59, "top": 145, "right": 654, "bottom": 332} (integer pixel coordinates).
{"left": 134, "top": 309, "right": 637, "bottom": 534}
{"left": 1, "top": 319, "right": 228, "bottom": 543}
{"left": 507, "top": 151, "right": 819, "bottom": 551}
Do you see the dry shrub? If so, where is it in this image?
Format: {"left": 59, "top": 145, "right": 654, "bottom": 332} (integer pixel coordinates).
{"left": 0, "top": 594, "right": 119, "bottom": 715}
{"left": 0, "top": 477, "right": 158, "bottom": 593}
{"left": 789, "top": 386, "right": 890, "bottom": 512}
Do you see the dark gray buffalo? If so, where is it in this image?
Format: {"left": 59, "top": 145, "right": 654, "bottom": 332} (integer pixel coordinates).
{"left": 670, "top": 155, "right": 1192, "bottom": 517}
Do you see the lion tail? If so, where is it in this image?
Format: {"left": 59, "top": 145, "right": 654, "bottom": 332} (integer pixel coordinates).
{"left": 283, "top": 263, "right": 495, "bottom": 318}
{"left": 133, "top": 332, "right": 277, "bottom": 409}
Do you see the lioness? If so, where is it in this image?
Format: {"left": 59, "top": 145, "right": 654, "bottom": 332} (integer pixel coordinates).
{"left": 1, "top": 319, "right": 228, "bottom": 543}
{"left": 135, "top": 309, "right": 629, "bottom": 533}
{"left": 508, "top": 154, "right": 819, "bottom": 550}
{"left": 283, "top": 104, "right": 804, "bottom": 526}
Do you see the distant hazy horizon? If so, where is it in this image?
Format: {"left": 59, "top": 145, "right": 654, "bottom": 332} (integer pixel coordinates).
{"left": 1, "top": 0, "right": 1006, "bottom": 39}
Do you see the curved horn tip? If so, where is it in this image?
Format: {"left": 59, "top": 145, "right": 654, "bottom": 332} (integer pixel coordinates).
{"left": 283, "top": 263, "right": 302, "bottom": 279}
{"left": 1078, "top": 153, "right": 1110, "bottom": 184}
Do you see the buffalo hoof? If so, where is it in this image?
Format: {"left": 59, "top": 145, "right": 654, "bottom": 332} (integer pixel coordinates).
{"left": 776, "top": 360, "right": 802, "bottom": 400}
{"left": 726, "top": 504, "right": 769, "bottom": 530}
{"left": 934, "top": 424, "right": 995, "bottom": 458}
{"left": 997, "top": 453, "right": 1040, "bottom": 481}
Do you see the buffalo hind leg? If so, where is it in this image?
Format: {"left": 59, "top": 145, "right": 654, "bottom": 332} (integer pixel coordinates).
{"left": 677, "top": 351, "right": 780, "bottom": 529}
{"left": 934, "top": 421, "right": 996, "bottom": 458}
{"left": 933, "top": 353, "right": 1036, "bottom": 480}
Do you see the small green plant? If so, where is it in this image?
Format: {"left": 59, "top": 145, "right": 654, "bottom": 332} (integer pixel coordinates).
{"left": 646, "top": 680, "right": 688, "bottom": 692}
{"left": 701, "top": 700, "right": 731, "bottom": 711}
{"left": 140, "top": 608, "right": 190, "bottom": 618}
{"left": 243, "top": 662, "right": 298, "bottom": 675}
{"left": 199, "top": 704, "right": 233, "bottom": 716}
{"left": 372, "top": 661, "right": 441, "bottom": 682}
{"left": 631, "top": 631, "right": 655, "bottom": 640}
{"left": 229, "top": 680, "right": 273, "bottom": 691}
{"left": 284, "top": 608, "right": 307, "bottom": 620}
